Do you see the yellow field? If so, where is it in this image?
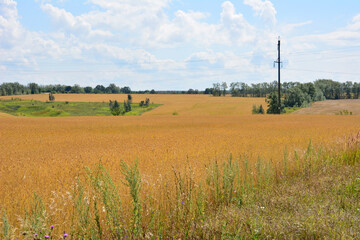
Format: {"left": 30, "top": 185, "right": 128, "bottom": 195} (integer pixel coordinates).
{"left": 0, "top": 94, "right": 267, "bottom": 116}
{"left": 1, "top": 94, "right": 360, "bottom": 232}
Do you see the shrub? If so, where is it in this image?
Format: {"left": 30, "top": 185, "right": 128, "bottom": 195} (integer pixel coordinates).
{"left": 252, "top": 104, "right": 265, "bottom": 114}
{"left": 109, "top": 100, "right": 124, "bottom": 116}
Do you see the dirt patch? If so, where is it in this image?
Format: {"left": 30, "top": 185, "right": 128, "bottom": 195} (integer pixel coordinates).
{"left": 292, "top": 99, "right": 360, "bottom": 115}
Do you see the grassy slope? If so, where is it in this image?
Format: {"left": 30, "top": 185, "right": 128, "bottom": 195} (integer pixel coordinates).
{"left": 0, "top": 99, "right": 160, "bottom": 117}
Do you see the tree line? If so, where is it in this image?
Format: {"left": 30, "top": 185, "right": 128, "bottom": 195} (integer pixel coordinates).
{"left": 1, "top": 79, "right": 360, "bottom": 100}
{"left": 209, "top": 79, "right": 360, "bottom": 100}
{"left": 0, "top": 83, "right": 132, "bottom": 96}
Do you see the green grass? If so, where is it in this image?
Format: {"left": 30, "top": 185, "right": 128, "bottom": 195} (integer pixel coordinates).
{"left": 0, "top": 99, "right": 160, "bottom": 117}
{"left": 284, "top": 106, "right": 302, "bottom": 114}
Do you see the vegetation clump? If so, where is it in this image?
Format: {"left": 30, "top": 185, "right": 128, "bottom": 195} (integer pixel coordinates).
{"left": 109, "top": 100, "right": 124, "bottom": 116}
{"left": 252, "top": 104, "right": 265, "bottom": 114}
{"left": 139, "top": 98, "right": 150, "bottom": 107}
{"left": 336, "top": 109, "right": 353, "bottom": 115}
{"left": 48, "top": 92, "right": 55, "bottom": 102}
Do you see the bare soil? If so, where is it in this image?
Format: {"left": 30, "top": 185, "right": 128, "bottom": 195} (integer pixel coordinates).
{"left": 292, "top": 99, "right": 360, "bottom": 115}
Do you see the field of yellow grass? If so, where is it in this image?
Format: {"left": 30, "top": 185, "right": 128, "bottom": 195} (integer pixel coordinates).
{"left": 1, "top": 94, "right": 360, "bottom": 235}
{"left": 0, "top": 94, "right": 267, "bottom": 116}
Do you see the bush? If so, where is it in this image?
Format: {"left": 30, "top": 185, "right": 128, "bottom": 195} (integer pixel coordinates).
{"left": 48, "top": 93, "right": 55, "bottom": 102}
{"left": 109, "top": 100, "right": 124, "bottom": 116}
{"left": 252, "top": 104, "right": 265, "bottom": 114}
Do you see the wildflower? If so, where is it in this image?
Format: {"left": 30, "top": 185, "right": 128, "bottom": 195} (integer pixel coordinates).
{"left": 34, "top": 233, "right": 38, "bottom": 237}
{"left": 50, "top": 225, "right": 54, "bottom": 229}
{"left": 63, "top": 231, "right": 69, "bottom": 239}
{"left": 45, "top": 235, "right": 50, "bottom": 239}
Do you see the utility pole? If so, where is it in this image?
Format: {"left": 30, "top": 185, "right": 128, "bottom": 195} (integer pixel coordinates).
{"left": 274, "top": 37, "right": 282, "bottom": 114}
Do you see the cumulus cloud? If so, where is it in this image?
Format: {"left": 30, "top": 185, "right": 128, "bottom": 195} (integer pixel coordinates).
{"left": 347, "top": 14, "right": 360, "bottom": 31}
{"left": 41, "top": 3, "right": 112, "bottom": 38}
{"left": 3, "top": 0, "right": 360, "bottom": 88}
{"left": 220, "top": 1, "right": 256, "bottom": 45}
{"left": 243, "top": 0, "right": 277, "bottom": 25}
{"left": 0, "top": 0, "right": 23, "bottom": 48}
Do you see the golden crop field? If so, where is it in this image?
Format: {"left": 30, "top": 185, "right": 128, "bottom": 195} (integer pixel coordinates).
{"left": 0, "top": 93, "right": 267, "bottom": 116}
{"left": 1, "top": 94, "right": 360, "bottom": 235}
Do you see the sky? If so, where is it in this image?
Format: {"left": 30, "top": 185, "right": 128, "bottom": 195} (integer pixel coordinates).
{"left": 1, "top": 0, "right": 360, "bottom": 90}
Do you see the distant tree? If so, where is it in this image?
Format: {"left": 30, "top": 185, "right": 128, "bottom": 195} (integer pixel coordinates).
{"left": 221, "top": 82, "right": 228, "bottom": 96}
{"left": 299, "top": 83, "right": 316, "bottom": 99}
{"left": 28, "top": 83, "right": 40, "bottom": 94}
{"left": 64, "top": 85, "right": 72, "bottom": 93}
{"left": 120, "top": 86, "right": 131, "bottom": 94}
{"left": 343, "top": 81, "right": 353, "bottom": 99}
{"left": 284, "top": 87, "right": 307, "bottom": 107}
{"left": 313, "top": 88, "right": 326, "bottom": 101}
{"left": 259, "top": 104, "right": 264, "bottom": 114}
{"left": 49, "top": 93, "right": 55, "bottom": 102}
{"left": 124, "top": 100, "right": 132, "bottom": 112}
{"left": 94, "top": 85, "right": 106, "bottom": 94}
{"left": 187, "top": 88, "right": 196, "bottom": 94}
{"left": 106, "top": 83, "right": 121, "bottom": 94}
{"left": 70, "top": 84, "right": 84, "bottom": 93}
{"left": 353, "top": 83, "right": 360, "bottom": 99}
{"left": 204, "top": 88, "right": 213, "bottom": 94}
{"left": 84, "top": 86, "right": 93, "bottom": 93}
{"left": 212, "top": 83, "right": 221, "bottom": 96}
{"left": 110, "top": 100, "right": 124, "bottom": 116}
{"left": 127, "top": 94, "right": 132, "bottom": 103}
{"left": 150, "top": 89, "right": 156, "bottom": 94}
{"left": 230, "top": 82, "right": 240, "bottom": 97}
{"left": 266, "top": 92, "right": 285, "bottom": 114}
{"left": 145, "top": 98, "right": 150, "bottom": 107}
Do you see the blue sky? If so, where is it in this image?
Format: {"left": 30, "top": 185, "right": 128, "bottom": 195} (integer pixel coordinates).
{"left": 1, "top": 0, "right": 360, "bottom": 90}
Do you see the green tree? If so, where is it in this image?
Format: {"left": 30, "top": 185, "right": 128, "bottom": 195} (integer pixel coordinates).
{"left": 212, "top": 83, "right": 221, "bottom": 96}
{"left": 124, "top": 100, "right": 132, "bottom": 112}
{"left": 120, "top": 86, "right": 131, "bottom": 94}
{"left": 106, "top": 84, "right": 120, "bottom": 94}
{"left": 84, "top": 86, "right": 93, "bottom": 93}
{"left": 266, "top": 92, "right": 285, "bottom": 114}
{"left": 48, "top": 93, "right": 55, "bottom": 102}
{"left": 28, "top": 83, "right": 40, "bottom": 94}
{"left": 221, "top": 82, "right": 228, "bottom": 96}
{"left": 110, "top": 100, "right": 124, "bottom": 116}
{"left": 94, "top": 85, "right": 106, "bottom": 94}
{"left": 284, "top": 87, "right": 306, "bottom": 107}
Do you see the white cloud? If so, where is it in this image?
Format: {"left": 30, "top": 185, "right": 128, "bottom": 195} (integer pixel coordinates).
{"left": 41, "top": 3, "right": 112, "bottom": 38}
{"left": 3, "top": 0, "right": 360, "bottom": 88}
{"left": 243, "top": 0, "right": 277, "bottom": 25}
{"left": 347, "top": 14, "right": 360, "bottom": 31}
{"left": 0, "top": 0, "right": 23, "bottom": 48}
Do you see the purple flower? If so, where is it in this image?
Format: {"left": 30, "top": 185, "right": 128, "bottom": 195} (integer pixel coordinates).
{"left": 50, "top": 225, "right": 54, "bottom": 229}
{"left": 63, "top": 232, "right": 69, "bottom": 239}
{"left": 34, "top": 233, "right": 38, "bottom": 237}
{"left": 45, "top": 235, "right": 50, "bottom": 239}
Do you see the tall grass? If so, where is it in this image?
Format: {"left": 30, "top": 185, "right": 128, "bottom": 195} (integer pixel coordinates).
{"left": 2, "top": 132, "right": 360, "bottom": 239}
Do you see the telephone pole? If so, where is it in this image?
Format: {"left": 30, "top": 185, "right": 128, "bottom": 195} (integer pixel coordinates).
{"left": 274, "top": 37, "right": 282, "bottom": 114}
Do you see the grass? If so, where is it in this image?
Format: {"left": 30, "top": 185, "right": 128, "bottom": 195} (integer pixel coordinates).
{"left": 0, "top": 94, "right": 268, "bottom": 116}
{"left": 284, "top": 106, "right": 302, "bottom": 114}
{"left": 1, "top": 132, "right": 360, "bottom": 239}
{"left": 0, "top": 99, "right": 160, "bottom": 117}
